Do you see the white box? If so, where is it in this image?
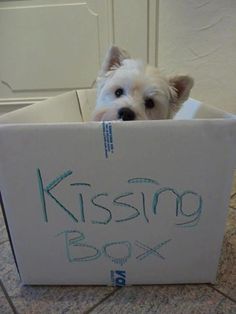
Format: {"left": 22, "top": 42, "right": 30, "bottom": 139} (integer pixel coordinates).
{"left": 0, "top": 90, "right": 236, "bottom": 285}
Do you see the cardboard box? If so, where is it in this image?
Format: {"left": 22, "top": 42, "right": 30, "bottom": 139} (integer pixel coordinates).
{"left": 0, "top": 90, "right": 236, "bottom": 285}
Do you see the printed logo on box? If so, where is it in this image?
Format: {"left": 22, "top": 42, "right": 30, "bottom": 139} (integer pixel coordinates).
{"left": 102, "top": 121, "right": 114, "bottom": 159}
{"left": 111, "top": 270, "right": 126, "bottom": 286}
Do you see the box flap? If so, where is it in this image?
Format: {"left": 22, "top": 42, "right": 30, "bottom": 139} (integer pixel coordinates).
{"left": 77, "top": 89, "right": 96, "bottom": 122}
{"left": 0, "top": 90, "right": 83, "bottom": 124}
{"left": 175, "top": 98, "right": 236, "bottom": 120}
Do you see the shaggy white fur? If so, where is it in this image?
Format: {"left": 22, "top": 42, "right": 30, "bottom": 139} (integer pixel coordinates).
{"left": 92, "top": 46, "right": 194, "bottom": 121}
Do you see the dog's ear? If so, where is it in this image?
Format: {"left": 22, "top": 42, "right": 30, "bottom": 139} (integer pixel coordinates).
{"left": 169, "top": 75, "right": 194, "bottom": 104}
{"left": 100, "top": 46, "right": 130, "bottom": 75}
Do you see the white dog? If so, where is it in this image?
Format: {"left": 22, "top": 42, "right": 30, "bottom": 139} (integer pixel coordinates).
{"left": 92, "top": 46, "right": 194, "bottom": 121}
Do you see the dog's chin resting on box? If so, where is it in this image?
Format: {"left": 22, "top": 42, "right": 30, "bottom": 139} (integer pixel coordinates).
{"left": 92, "top": 46, "right": 194, "bottom": 121}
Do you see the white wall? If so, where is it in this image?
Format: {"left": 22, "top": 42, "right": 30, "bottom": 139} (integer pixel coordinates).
{"left": 159, "top": 0, "right": 236, "bottom": 113}
{"left": 0, "top": 0, "right": 158, "bottom": 115}
{"left": 1, "top": 0, "right": 235, "bottom": 115}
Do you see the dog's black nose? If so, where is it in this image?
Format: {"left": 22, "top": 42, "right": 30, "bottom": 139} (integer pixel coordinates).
{"left": 118, "top": 107, "right": 136, "bottom": 121}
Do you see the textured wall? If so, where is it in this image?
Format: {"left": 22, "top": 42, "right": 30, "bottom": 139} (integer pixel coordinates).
{"left": 159, "top": 0, "right": 236, "bottom": 113}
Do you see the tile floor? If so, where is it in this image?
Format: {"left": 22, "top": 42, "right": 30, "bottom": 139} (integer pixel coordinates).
{"left": 0, "top": 174, "right": 236, "bottom": 314}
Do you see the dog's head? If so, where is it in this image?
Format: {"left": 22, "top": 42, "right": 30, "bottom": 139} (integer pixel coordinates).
{"left": 93, "top": 46, "right": 194, "bottom": 121}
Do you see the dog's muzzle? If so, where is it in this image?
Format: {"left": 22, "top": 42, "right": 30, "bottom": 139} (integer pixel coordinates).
{"left": 117, "top": 107, "right": 136, "bottom": 121}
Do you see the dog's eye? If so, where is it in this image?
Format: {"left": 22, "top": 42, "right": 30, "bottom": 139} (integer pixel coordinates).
{"left": 145, "top": 98, "right": 155, "bottom": 109}
{"left": 115, "top": 88, "right": 124, "bottom": 98}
